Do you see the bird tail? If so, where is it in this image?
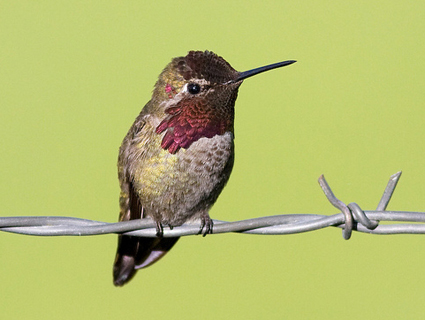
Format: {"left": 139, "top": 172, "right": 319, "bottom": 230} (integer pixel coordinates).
{"left": 113, "top": 235, "right": 179, "bottom": 286}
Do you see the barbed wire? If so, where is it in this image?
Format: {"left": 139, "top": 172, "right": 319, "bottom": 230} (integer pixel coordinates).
{"left": 2, "top": 171, "right": 425, "bottom": 239}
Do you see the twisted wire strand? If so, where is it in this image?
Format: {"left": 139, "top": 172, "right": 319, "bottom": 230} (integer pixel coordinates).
{"left": 1, "top": 171, "right": 423, "bottom": 239}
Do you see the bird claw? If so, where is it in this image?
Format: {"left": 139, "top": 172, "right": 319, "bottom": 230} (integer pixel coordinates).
{"left": 155, "top": 221, "right": 164, "bottom": 237}
{"left": 198, "top": 213, "right": 213, "bottom": 237}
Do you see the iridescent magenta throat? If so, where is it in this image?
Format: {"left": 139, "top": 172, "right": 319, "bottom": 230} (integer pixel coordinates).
{"left": 156, "top": 101, "right": 228, "bottom": 154}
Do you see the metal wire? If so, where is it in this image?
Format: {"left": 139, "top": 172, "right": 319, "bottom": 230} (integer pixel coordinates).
{"left": 2, "top": 171, "right": 425, "bottom": 239}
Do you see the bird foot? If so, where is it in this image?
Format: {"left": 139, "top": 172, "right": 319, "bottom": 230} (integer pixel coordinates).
{"left": 155, "top": 222, "right": 175, "bottom": 237}
{"left": 198, "top": 213, "right": 213, "bottom": 237}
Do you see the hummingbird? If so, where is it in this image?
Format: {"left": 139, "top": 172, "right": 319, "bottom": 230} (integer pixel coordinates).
{"left": 113, "top": 50, "right": 296, "bottom": 286}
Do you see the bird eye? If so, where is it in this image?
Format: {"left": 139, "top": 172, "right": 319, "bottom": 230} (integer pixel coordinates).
{"left": 187, "top": 83, "right": 201, "bottom": 94}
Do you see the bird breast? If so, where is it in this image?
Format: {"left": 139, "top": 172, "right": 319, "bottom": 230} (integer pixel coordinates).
{"left": 132, "top": 131, "right": 234, "bottom": 226}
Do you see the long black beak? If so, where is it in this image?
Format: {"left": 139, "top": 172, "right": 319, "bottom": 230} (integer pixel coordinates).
{"left": 235, "top": 60, "right": 296, "bottom": 82}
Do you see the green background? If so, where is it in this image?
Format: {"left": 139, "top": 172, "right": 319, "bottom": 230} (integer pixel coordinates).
{"left": 1, "top": 1, "right": 425, "bottom": 319}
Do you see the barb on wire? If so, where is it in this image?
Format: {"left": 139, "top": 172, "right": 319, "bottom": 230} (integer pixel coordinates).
{"left": 2, "top": 171, "right": 425, "bottom": 239}
{"left": 318, "top": 175, "right": 353, "bottom": 240}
